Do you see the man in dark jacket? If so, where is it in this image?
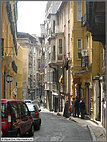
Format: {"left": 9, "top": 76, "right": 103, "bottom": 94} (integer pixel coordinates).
{"left": 80, "top": 98, "right": 85, "bottom": 119}
{"left": 74, "top": 96, "right": 80, "bottom": 117}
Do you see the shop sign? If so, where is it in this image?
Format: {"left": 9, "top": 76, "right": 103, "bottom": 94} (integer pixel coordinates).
{"left": 73, "top": 77, "right": 80, "bottom": 84}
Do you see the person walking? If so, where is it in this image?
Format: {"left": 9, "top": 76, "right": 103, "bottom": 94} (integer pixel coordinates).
{"left": 74, "top": 96, "right": 80, "bottom": 117}
{"left": 80, "top": 98, "right": 85, "bottom": 119}
{"left": 63, "top": 100, "right": 69, "bottom": 118}
{"left": 69, "top": 105, "right": 72, "bottom": 116}
{"left": 71, "top": 97, "right": 75, "bottom": 117}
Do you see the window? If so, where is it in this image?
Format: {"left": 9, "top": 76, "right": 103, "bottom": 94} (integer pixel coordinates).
{"left": 64, "top": 25, "right": 66, "bottom": 37}
{"left": 53, "top": 20, "right": 55, "bottom": 33}
{"left": 18, "top": 102, "right": 25, "bottom": 116}
{"left": 68, "top": 2, "right": 70, "bottom": 19}
{"left": 10, "top": 103, "right": 19, "bottom": 119}
{"left": 68, "top": 20, "right": 70, "bottom": 33}
{"left": 1, "top": 103, "right": 7, "bottom": 118}
{"left": 53, "top": 46, "right": 55, "bottom": 60}
{"left": 23, "top": 103, "right": 29, "bottom": 116}
{"left": 77, "top": 1, "right": 82, "bottom": 21}
{"left": 77, "top": 39, "right": 82, "bottom": 59}
{"left": 59, "top": 39, "right": 62, "bottom": 54}
{"left": 68, "top": 34, "right": 70, "bottom": 52}
{"left": 1, "top": 38, "right": 4, "bottom": 56}
{"left": 57, "top": 13, "right": 59, "bottom": 25}
{"left": 87, "top": 36, "right": 89, "bottom": 53}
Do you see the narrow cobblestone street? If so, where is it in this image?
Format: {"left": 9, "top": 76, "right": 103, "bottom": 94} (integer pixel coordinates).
{"left": 1, "top": 1, "right": 106, "bottom": 141}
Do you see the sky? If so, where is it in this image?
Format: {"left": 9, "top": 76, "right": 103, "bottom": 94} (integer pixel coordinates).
{"left": 17, "top": 1, "right": 47, "bottom": 36}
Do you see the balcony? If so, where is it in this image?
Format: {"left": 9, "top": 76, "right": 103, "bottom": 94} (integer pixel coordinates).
{"left": 6, "top": 2, "right": 17, "bottom": 55}
{"left": 86, "top": 2, "right": 105, "bottom": 45}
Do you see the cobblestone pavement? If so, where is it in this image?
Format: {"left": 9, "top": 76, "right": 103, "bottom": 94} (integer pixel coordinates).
{"left": 33, "top": 107, "right": 92, "bottom": 141}
{"left": 54, "top": 111, "right": 106, "bottom": 141}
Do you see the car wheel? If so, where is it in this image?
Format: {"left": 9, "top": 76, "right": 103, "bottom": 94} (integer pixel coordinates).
{"left": 39, "top": 119, "right": 41, "bottom": 126}
{"left": 16, "top": 130, "right": 20, "bottom": 137}
{"left": 36, "top": 124, "right": 40, "bottom": 130}
{"left": 29, "top": 124, "right": 34, "bottom": 136}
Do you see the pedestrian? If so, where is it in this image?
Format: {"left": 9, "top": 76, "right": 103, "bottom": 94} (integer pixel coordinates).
{"left": 71, "top": 97, "right": 75, "bottom": 117}
{"left": 74, "top": 96, "right": 80, "bottom": 117}
{"left": 69, "top": 105, "right": 72, "bottom": 116}
{"left": 38, "top": 100, "right": 40, "bottom": 107}
{"left": 79, "top": 98, "right": 85, "bottom": 119}
{"left": 63, "top": 100, "right": 69, "bottom": 118}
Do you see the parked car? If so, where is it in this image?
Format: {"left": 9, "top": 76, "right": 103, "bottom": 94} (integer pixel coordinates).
{"left": 24, "top": 100, "right": 32, "bottom": 104}
{"left": 26, "top": 103, "right": 41, "bottom": 130}
{"left": 1, "top": 99, "right": 34, "bottom": 137}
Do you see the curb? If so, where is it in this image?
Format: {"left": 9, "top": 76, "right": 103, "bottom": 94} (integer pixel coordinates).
{"left": 87, "top": 125, "right": 96, "bottom": 141}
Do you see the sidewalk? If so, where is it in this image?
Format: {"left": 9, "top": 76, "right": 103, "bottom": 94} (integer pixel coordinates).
{"left": 53, "top": 111, "right": 106, "bottom": 141}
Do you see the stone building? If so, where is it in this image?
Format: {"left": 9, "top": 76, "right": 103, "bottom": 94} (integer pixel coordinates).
{"left": 44, "top": 1, "right": 105, "bottom": 132}
{"left": 44, "top": 1, "right": 62, "bottom": 111}
{"left": 16, "top": 43, "right": 23, "bottom": 100}
{"left": 17, "top": 32, "right": 41, "bottom": 100}
{"left": 85, "top": 1, "right": 106, "bottom": 129}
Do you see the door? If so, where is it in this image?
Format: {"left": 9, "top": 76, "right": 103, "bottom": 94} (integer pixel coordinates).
{"left": 86, "top": 86, "right": 90, "bottom": 114}
{"left": 9, "top": 102, "right": 20, "bottom": 134}
{"left": 23, "top": 103, "right": 32, "bottom": 131}
{"left": 18, "top": 102, "right": 27, "bottom": 135}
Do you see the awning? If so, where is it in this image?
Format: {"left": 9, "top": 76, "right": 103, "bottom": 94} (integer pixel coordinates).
{"left": 52, "top": 92, "right": 59, "bottom": 96}
{"left": 44, "top": 89, "right": 49, "bottom": 91}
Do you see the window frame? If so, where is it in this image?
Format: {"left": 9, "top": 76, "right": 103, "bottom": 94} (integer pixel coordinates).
{"left": 18, "top": 102, "right": 25, "bottom": 117}
{"left": 77, "top": 1, "right": 82, "bottom": 21}
{"left": 77, "top": 38, "right": 82, "bottom": 59}
{"left": 9, "top": 102, "right": 20, "bottom": 119}
{"left": 59, "top": 39, "right": 62, "bottom": 54}
{"left": 53, "top": 20, "right": 55, "bottom": 33}
{"left": 23, "top": 103, "right": 30, "bottom": 116}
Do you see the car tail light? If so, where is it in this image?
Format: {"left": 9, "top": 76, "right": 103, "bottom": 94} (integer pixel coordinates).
{"left": 35, "top": 111, "right": 39, "bottom": 117}
{"left": 8, "top": 110, "right": 11, "bottom": 127}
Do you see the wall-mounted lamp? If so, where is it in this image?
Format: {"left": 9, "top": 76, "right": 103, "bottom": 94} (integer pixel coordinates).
{"left": 6, "top": 75, "right": 13, "bottom": 83}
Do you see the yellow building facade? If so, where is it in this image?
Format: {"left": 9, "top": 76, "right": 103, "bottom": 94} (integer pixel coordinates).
{"left": 1, "top": 1, "right": 18, "bottom": 99}
{"left": 70, "top": 1, "right": 103, "bottom": 121}
{"left": 16, "top": 43, "right": 23, "bottom": 100}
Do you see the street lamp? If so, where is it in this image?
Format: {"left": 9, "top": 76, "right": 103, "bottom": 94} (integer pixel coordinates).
{"left": 9, "top": 76, "right": 13, "bottom": 82}
{"left": 6, "top": 75, "right": 13, "bottom": 83}
{"left": 6, "top": 75, "right": 10, "bottom": 83}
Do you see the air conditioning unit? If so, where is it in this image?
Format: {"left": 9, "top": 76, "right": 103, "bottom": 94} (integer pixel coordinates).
{"left": 81, "top": 50, "right": 88, "bottom": 56}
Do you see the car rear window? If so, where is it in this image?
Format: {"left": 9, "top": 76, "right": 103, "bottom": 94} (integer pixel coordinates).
{"left": 18, "top": 102, "right": 25, "bottom": 116}
{"left": 1, "top": 103, "right": 7, "bottom": 118}
{"left": 27, "top": 105, "right": 36, "bottom": 111}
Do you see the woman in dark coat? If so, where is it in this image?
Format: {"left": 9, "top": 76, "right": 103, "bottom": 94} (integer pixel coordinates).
{"left": 71, "top": 97, "right": 75, "bottom": 117}
{"left": 63, "top": 100, "right": 69, "bottom": 118}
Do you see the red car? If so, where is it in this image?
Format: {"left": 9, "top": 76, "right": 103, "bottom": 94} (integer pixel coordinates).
{"left": 1, "top": 99, "right": 34, "bottom": 137}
